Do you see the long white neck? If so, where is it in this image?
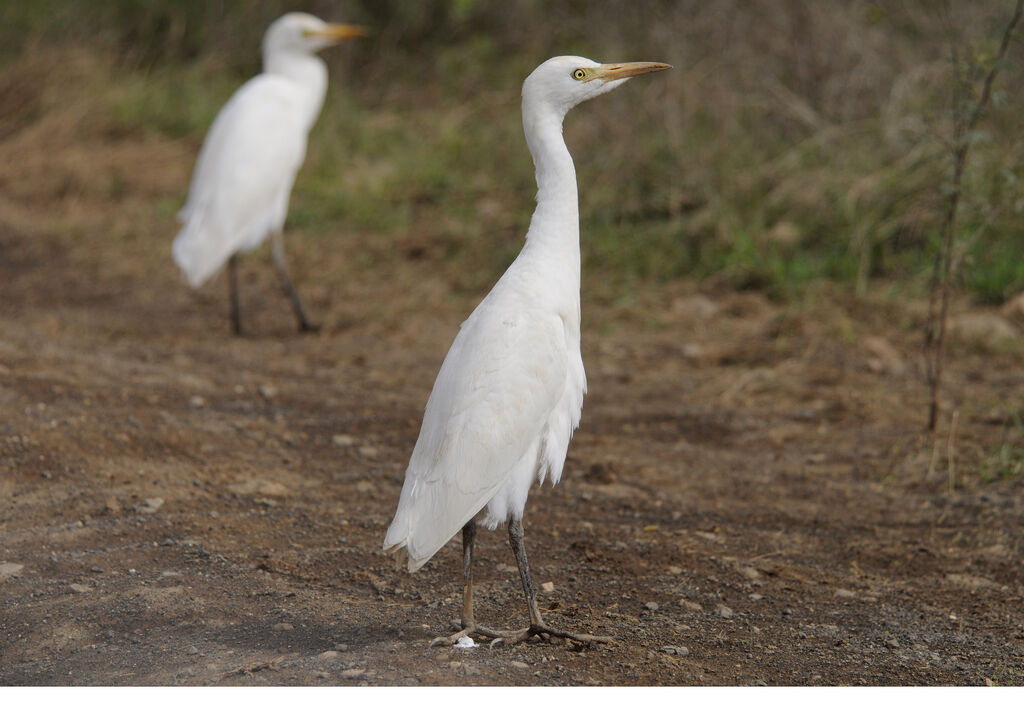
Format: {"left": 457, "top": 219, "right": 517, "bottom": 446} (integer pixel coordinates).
{"left": 521, "top": 99, "right": 580, "bottom": 282}
{"left": 263, "top": 51, "right": 329, "bottom": 132}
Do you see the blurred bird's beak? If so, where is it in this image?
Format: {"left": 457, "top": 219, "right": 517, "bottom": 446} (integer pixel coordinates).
{"left": 305, "top": 24, "right": 368, "bottom": 41}
{"left": 593, "top": 62, "right": 672, "bottom": 82}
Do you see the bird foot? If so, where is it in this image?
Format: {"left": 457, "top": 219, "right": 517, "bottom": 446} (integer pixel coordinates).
{"left": 428, "top": 623, "right": 518, "bottom": 648}
{"left": 493, "top": 622, "right": 614, "bottom": 647}
{"left": 429, "top": 622, "right": 612, "bottom": 648}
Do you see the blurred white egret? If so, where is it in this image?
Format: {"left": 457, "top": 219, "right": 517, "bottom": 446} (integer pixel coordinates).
{"left": 172, "top": 12, "right": 365, "bottom": 335}
{"left": 384, "top": 56, "right": 670, "bottom": 645}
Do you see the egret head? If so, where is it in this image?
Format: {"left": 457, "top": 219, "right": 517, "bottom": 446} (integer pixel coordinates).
{"left": 263, "top": 12, "right": 366, "bottom": 56}
{"left": 522, "top": 56, "right": 671, "bottom": 118}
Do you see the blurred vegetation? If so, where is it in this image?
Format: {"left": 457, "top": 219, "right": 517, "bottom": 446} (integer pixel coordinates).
{"left": 2, "top": 0, "right": 1023, "bottom": 303}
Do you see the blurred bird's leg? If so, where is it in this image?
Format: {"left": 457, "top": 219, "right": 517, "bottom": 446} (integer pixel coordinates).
{"left": 429, "top": 520, "right": 516, "bottom": 647}
{"left": 228, "top": 254, "right": 242, "bottom": 336}
{"left": 500, "top": 518, "right": 613, "bottom": 646}
{"left": 270, "top": 232, "right": 319, "bottom": 333}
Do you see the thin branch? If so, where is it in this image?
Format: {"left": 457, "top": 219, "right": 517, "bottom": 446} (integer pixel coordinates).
{"left": 926, "top": 0, "right": 1024, "bottom": 431}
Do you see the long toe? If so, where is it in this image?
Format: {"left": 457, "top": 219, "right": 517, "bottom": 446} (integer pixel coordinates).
{"left": 529, "top": 623, "right": 614, "bottom": 645}
{"left": 428, "top": 624, "right": 529, "bottom": 648}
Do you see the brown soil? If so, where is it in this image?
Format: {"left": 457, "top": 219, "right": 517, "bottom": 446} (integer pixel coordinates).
{"left": 2, "top": 60, "right": 1024, "bottom": 686}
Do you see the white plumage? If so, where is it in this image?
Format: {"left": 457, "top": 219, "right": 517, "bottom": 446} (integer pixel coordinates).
{"left": 172, "top": 12, "right": 363, "bottom": 332}
{"left": 384, "top": 56, "right": 670, "bottom": 645}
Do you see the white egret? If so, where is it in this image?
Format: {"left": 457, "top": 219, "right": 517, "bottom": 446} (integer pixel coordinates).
{"left": 384, "top": 56, "right": 670, "bottom": 646}
{"left": 172, "top": 12, "right": 365, "bottom": 335}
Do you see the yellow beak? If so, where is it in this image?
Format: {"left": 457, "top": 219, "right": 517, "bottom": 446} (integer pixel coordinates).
{"left": 592, "top": 61, "right": 672, "bottom": 82}
{"left": 304, "top": 23, "right": 368, "bottom": 41}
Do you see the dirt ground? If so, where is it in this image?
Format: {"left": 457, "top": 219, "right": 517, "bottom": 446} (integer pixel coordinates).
{"left": 2, "top": 81, "right": 1024, "bottom": 686}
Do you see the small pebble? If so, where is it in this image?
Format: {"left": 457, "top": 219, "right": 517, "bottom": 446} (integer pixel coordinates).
{"left": 540, "top": 581, "right": 555, "bottom": 594}
{"left": 315, "top": 671, "right": 328, "bottom": 679}
{"left": 645, "top": 602, "right": 660, "bottom": 612}
{"left": 69, "top": 583, "right": 91, "bottom": 593}
{"left": 660, "top": 646, "right": 690, "bottom": 657}
{"left": 273, "top": 622, "right": 294, "bottom": 631}
{"left": 749, "top": 593, "right": 763, "bottom": 601}
{"left": 0, "top": 562, "right": 24, "bottom": 581}
{"left": 509, "top": 660, "right": 529, "bottom": 669}
{"left": 91, "top": 567, "right": 103, "bottom": 573}
{"left": 358, "top": 446, "right": 379, "bottom": 458}
{"left": 41, "top": 471, "right": 52, "bottom": 479}
{"left": 258, "top": 384, "right": 278, "bottom": 400}
{"left": 188, "top": 395, "right": 205, "bottom": 409}
{"left": 455, "top": 636, "right": 476, "bottom": 649}
{"left": 667, "top": 566, "right": 683, "bottom": 575}
{"left": 716, "top": 604, "right": 735, "bottom": 619}
{"left": 318, "top": 650, "right": 340, "bottom": 660}
{"left": 835, "top": 589, "right": 856, "bottom": 599}
{"left": 679, "top": 600, "right": 702, "bottom": 612}
{"left": 341, "top": 668, "right": 366, "bottom": 679}
{"left": 332, "top": 434, "right": 355, "bottom": 447}
{"left": 885, "top": 638, "right": 899, "bottom": 649}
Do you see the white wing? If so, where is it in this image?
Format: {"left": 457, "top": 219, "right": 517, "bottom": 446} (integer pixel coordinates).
{"left": 173, "top": 74, "right": 308, "bottom": 287}
{"left": 384, "top": 280, "right": 568, "bottom": 571}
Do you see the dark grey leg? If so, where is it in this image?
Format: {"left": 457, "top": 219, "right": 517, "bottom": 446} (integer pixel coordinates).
{"left": 508, "top": 518, "right": 544, "bottom": 627}
{"left": 270, "top": 232, "right": 319, "bottom": 333}
{"left": 228, "top": 254, "right": 242, "bottom": 336}
{"left": 461, "top": 520, "right": 477, "bottom": 629}
{"left": 505, "top": 517, "right": 613, "bottom": 645}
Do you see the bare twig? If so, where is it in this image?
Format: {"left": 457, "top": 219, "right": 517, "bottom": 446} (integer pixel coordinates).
{"left": 947, "top": 409, "right": 959, "bottom": 493}
{"left": 926, "top": 0, "right": 1024, "bottom": 431}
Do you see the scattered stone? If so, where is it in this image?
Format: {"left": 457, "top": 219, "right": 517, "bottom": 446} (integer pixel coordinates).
{"left": 455, "top": 636, "right": 476, "bottom": 649}
{"left": 0, "top": 562, "right": 24, "bottom": 581}
{"left": 749, "top": 593, "right": 763, "bottom": 601}
{"left": 660, "top": 646, "right": 690, "bottom": 657}
{"left": 186, "top": 646, "right": 199, "bottom": 655}
{"left": 188, "top": 395, "right": 205, "bottom": 409}
{"left": 738, "top": 566, "right": 761, "bottom": 581}
{"left": 258, "top": 384, "right": 278, "bottom": 400}
{"left": 138, "top": 497, "right": 164, "bottom": 514}
{"left": 273, "top": 622, "right": 294, "bottom": 631}
{"left": 90, "top": 566, "right": 103, "bottom": 573}
{"left": 835, "top": 589, "right": 857, "bottom": 599}
{"left": 318, "top": 650, "right": 341, "bottom": 660}
{"left": 716, "top": 604, "right": 735, "bottom": 619}
{"left": 356, "top": 481, "right": 376, "bottom": 494}
{"left": 340, "top": 668, "right": 366, "bottom": 679}
{"left": 509, "top": 660, "right": 529, "bottom": 669}
{"left": 315, "top": 671, "right": 328, "bottom": 679}
{"left": 863, "top": 336, "right": 905, "bottom": 375}
{"left": 584, "top": 462, "right": 616, "bottom": 485}
{"left": 540, "top": 581, "right": 555, "bottom": 594}
{"left": 679, "top": 600, "right": 703, "bottom": 613}
{"left": 334, "top": 644, "right": 350, "bottom": 652}
{"left": 945, "top": 573, "right": 997, "bottom": 591}
{"left": 667, "top": 566, "right": 683, "bottom": 575}
{"left": 41, "top": 470, "right": 52, "bottom": 479}
{"left": 950, "top": 312, "right": 1019, "bottom": 351}
{"left": 103, "top": 630, "right": 114, "bottom": 640}
{"left": 358, "top": 446, "right": 379, "bottom": 459}
{"left": 104, "top": 498, "right": 121, "bottom": 514}
{"left": 670, "top": 294, "right": 719, "bottom": 320}
{"left": 885, "top": 638, "right": 899, "bottom": 649}
{"left": 1001, "top": 291, "right": 1024, "bottom": 325}
{"left": 69, "top": 583, "right": 91, "bottom": 593}
{"left": 645, "top": 602, "right": 660, "bottom": 612}
{"left": 332, "top": 434, "right": 355, "bottom": 447}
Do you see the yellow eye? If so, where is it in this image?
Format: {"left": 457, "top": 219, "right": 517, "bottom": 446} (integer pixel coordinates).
{"left": 572, "top": 68, "right": 587, "bottom": 80}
